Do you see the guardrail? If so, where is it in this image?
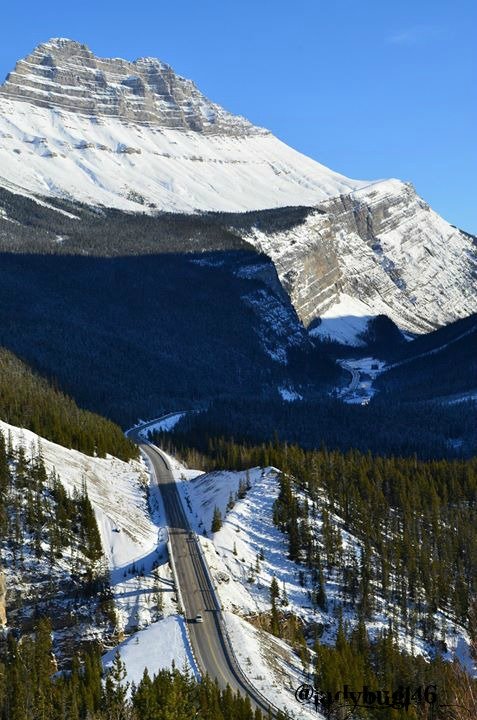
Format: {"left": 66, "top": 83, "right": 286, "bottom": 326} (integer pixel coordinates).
{"left": 193, "top": 531, "right": 285, "bottom": 718}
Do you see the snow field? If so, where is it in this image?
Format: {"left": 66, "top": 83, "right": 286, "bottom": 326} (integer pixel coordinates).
{"left": 309, "top": 293, "right": 373, "bottom": 347}
{"left": 0, "top": 418, "right": 196, "bottom": 681}
{"left": 0, "top": 98, "right": 367, "bottom": 214}
{"left": 102, "top": 615, "right": 199, "bottom": 691}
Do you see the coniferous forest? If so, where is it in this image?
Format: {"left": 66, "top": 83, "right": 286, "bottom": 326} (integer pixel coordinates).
{"left": 0, "top": 634, "right": 277, "bottom": 720}
{"left": 157, "top": 432, "right": 477, "bottom": 634}
{"left": 0, "top": 430, "right": 114, "bottom": 646}
{"left": 154, "top": 430, "right": 477, "bottom": 718}
{"left": 0, "top": 348, "right": 136, "bottom": 460}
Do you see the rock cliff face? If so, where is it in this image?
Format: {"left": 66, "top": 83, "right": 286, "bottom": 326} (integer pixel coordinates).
{"left": 242, "top": 180, "right": 477, "bottom": 334}
{"left": 0, "top": 38, "right": 259, "bottom": 135}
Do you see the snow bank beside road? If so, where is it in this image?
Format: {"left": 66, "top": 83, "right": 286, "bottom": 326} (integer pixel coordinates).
{"left": 102, "top": 615, "right": 198, "bottom": 687}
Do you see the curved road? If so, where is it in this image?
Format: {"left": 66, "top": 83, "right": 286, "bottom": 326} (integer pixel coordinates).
{"left": 339, "top": 360, "right": 360, "bottom": 393}
{"left": 127, "top": 425, "right": 279, "bottom": 716}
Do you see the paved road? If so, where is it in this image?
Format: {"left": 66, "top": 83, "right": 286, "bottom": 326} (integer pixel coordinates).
{"left": 340, "top": 361, "right": 360, "bottom": 392}
{"left": 127, "top": 427, "right": 278, "bottom": 716}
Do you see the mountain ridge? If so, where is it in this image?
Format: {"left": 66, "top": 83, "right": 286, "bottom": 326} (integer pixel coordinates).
{"left": 0, "top": 37, "right": 262, "bottom": 134}
{"left": 0, "top": 38, "right": 475, "bottom": 337}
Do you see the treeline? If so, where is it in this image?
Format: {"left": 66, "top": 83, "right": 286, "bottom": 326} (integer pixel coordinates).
{"left": 0, "top": 626, "right": 283, "bottom": 720}
{"left": 0, "top": 186, "right": 313, "bottom": 258}
{"left": 0, "top": 186, "right": 254, "bottom": 256}
{"left": 157, "top": 394, "right": 477, "bottom": 460}
{"left": 0, "top": 348, "right": 136, "bottom": 459}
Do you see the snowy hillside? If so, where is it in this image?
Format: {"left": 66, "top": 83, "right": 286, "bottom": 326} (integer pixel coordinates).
{"left": 2, "top": 411, "right": 475, "bottom": 713}
{"left": 0, "top": 101, "right": 367, "bottom": 214}
{"left": 0, "top": 39, "right": 367, "bottom": 213}
{"left": 0, "top": 418, "right": 191, "bottom": 660}
{"left": 173, "top": 461, "right": 475, "bottom": 678}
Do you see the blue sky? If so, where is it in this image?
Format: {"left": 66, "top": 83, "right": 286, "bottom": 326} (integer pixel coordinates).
{"left": 1, "top": 0, "right": 476, "bottom": 232}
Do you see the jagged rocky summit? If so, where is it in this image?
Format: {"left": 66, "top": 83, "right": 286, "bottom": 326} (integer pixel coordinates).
{"left": 0, "top": 38, "right": 259, "bottom": 134}
{"left": 0, "top": 38, "right": 475, "bottom": 338}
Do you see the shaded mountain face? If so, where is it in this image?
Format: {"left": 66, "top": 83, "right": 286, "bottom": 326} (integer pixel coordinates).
{"left": 0, "top": 38, "right": 475, "bottom": 339}
{"left": 0, "top": 209, "right": 339, "bottom": 425}
{"left": 375, "top": 313, "right": 477, "bottom": 402}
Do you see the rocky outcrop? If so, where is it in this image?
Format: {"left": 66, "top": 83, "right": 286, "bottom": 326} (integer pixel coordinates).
{"left": 241, "top": 180, "right": 477, "bottom": 334}
{"left": 0, "top": 38, "right": 261, "bottom": 135}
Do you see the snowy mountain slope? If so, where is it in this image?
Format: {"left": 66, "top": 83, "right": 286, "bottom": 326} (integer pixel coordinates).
{"left": 0, "top": 419, "right": 154, "bottom": 566}
{"left": 243, "top": 181, "right": 477, "bottom": 336}
{"left": 0, "top": 419, "right": 186, "bottom": 643}
{"left": 0, "top": 416, "right": 210, "bottom": 686}
{"left": 0, "top": 39, "right": 367, "bottom": 213}
{"left": 0, "top": 38, "right": 475, "bottom": 337}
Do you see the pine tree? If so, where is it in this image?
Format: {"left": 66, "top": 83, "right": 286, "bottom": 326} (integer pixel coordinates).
{"left": 269, "top": 576, "right": 281, "bottom": 637}
{"left": 33, "top": 618, "right": 54, "bottom": 720}
{"left": 211, "top": 506, "right": 222, "bottom": 533}
{"left": 103, "top": 650, "right": 130, "bottom": 720}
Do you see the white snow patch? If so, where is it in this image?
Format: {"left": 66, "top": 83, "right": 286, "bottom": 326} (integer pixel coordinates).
{"left": 279, "top": 386, "right": 303, "bottom": 402}
{"left": 445, "top": 392, "right": 477, "bottom": 405}
{"left": 224, "top": 612, "right": 317, "bottom": 719}
{"left": 137, "top": 412, "right": 186, "bottom": 439}
{"left": 102, "top": 615, "right": 198, "bottom": 688}
{"left": 0, "top": 99, "right": 368, "bottom": 213}
{"left": 309, "top": 293, "right": 372, "bottom": 346}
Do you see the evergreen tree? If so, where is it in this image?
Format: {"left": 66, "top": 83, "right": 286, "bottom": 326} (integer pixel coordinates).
{"left": 269, "top": 576, "right": 281, "bottom": 637}
{"left": 211, "top": 506, "right": 223, "bottom": 533}
{"left": 103, "top": 651, "right": 130, "bottom": 720}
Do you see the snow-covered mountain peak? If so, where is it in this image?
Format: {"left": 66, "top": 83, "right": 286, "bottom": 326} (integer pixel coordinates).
{"left": 0, "top": 38, "right": 261, "bottom": 135}
{"left": 0, "top": 40, "right": 368, "bottom": 213}
{"left": 38, "top": 37, "right": 80, "bottom": 50}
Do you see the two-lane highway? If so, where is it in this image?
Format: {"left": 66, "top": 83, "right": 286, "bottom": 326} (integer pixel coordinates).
{"left": 127, "top": 426, "right": 278, "bottom": 715}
